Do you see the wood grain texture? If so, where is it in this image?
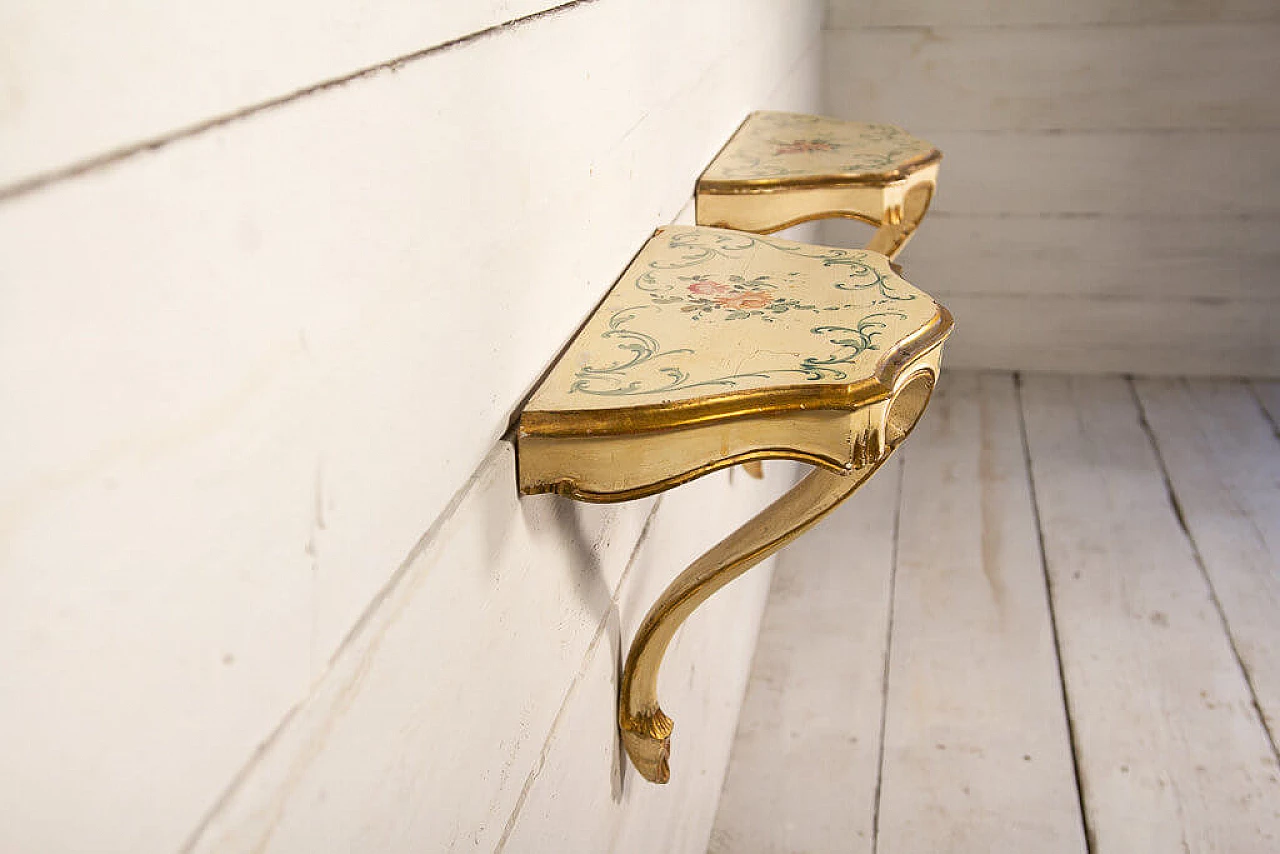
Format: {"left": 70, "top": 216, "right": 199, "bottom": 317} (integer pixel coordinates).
{"left": 1135, "top": 379, "right": 1280, "bottom": 737}
{"left": 1021, "top": 374, "right": 1280, "bottom": 853}
{"left": 709, "top": 459, "right": 900, "bottom": 854}
{"left": 182, "top": 448, "right": 793, "bottom": 854}
{"left": 0, "top": 1, "right": 567, "bottom": 187}
{"left": 829, "top": 211, "right": 1280, "bottom": 302}
{"left": 876, "top": 373, "right": 1085, "bottom": 854}
{"left": 923, "top": 130, "right": 1280, "bottom": 217}
{"left": 826, "top": 0, "right": 1280, "bottom": 28}
{"left": 826, "top": 24, "right": 1280, "bottom": 131}
{"left": 925, "top": 293, "right": 1280, "bottom": 377}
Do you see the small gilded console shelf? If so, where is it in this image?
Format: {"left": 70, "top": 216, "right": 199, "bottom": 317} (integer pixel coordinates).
{"left": 516, "top": 225, "right": 952, "bottom": 783}
{"left": 697, "top": 111, "right": 940, "bottom": 260}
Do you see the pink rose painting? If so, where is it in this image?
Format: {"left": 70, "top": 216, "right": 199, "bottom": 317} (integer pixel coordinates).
{"left": 687, "top": 279, "right": 730, "bottom": 296}
{"left": 663, "top": 273, "right": 818, "bottom": 322}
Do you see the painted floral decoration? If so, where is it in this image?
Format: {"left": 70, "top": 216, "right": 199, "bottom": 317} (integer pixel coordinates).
{"left": 648, "top": 274, "right": 829, "bottom": 322}
{"left": 773, "top": 138, "right": 836, "bottom": 155}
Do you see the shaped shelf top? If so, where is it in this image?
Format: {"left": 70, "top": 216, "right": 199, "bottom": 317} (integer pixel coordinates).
{"left": 697, "top": 111, "right": 939, "bottom": 193}
{"left": 519, "top": 225, "right": 951, "bottom": 438}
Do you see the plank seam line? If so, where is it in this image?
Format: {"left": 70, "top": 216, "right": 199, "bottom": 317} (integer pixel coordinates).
{"left": 1013, "top": 372, "right": 1095, "bottom": 854}
{"left": 0, "top": 0, "right": 600, "bottom": 204}
{"left": 1129, "top": 377, "right": 1280, "bottom": 763}
{"left": 869, "top": 456, "right": 904, "bottom": 854}
{"left": 1246, "top": 382, "right": 1280, "bottom": 437}
{"left": 493, "top": 495, "right": 665, "bottom": 853}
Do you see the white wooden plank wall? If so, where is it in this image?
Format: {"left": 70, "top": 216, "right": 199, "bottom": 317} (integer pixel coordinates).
{"left": 0, "top": 2, "right": 825, "bottom": 851}
{"left": 0, "top": 1, "right": 578, "bottom": 188}
{"left": 822, "top": 2, "right": 1280, "bottom": 375}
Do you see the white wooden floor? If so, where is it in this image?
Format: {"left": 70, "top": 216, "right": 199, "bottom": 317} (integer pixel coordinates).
{"left": 709, "top": 372, "right": 1280, "bottom": 854}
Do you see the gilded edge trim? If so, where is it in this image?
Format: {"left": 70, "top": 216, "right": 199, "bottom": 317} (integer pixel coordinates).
{"left": 698, "top": 209, "right": 884, "bottom": 236}
{"left": 523, "top": 447, "right": 854, "bottom": 503}
{"left": 517, "top": 305, "right": 953, "bottom": 439}
{"left": 697, "top": 148, "right": 943, "bottom": 195}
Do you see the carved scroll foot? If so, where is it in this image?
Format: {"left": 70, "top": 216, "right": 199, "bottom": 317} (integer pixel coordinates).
{"left": 618, "top": 372, "right": 935, "bottom": 782}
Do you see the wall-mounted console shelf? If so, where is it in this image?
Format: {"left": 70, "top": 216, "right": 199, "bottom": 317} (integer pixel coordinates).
{"left": 515, "top": 112, "right": 951, "bottom": 784}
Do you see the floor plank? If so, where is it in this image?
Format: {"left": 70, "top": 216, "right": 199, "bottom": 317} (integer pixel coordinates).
{"left": 708, "top": 458, "right": 901, "bottom": 854}
{"left": 876, "top": 373, "right": 1086, "bottom": 854}
{"left": 1135, "top": 379, "right": 1280, "bottom": 740}
{"left": 1021, "top": 375, "right": 1280, "bottom": 853}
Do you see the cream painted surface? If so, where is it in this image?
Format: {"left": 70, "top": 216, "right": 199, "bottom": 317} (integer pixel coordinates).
{"left": 822, "top": 5, "right": 1280, "bottom": 376}
{"left": 526, "top": 226, "right": 937, "bottom": 412}
{"left": 0, "top": 1, "right": 824, "bottom": 851}
{"left": 700, "top": 111, "right": 934, "bottom": 182}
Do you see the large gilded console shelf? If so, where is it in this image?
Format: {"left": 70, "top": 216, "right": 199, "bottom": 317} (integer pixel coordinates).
{"left": 515, "top": 225, "right": 953, "bottom": 783}
{"left": 697, "top": 110, "right": 940, "bottom": 260}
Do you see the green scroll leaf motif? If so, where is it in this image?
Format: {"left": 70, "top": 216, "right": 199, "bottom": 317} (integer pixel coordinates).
{"left": 569, "top": 305, "right": 911, "bottom": 397}
{"left": 568, "top": 231, "right": 923, "bottom": 397}
{"left": 638, "top": 230, "right": 913, "bottom": 302}
{"left": 801, "top": 312, "right": 909, "bottom": 376}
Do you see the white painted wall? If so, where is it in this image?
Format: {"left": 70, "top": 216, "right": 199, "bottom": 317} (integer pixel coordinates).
{"left": 822, "top": 1, "right": 1280, "bottom": 376}
{"left": 0, "top": 2, "right": 824, "bottom": 851}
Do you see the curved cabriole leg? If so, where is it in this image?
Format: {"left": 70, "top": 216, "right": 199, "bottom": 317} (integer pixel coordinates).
{"left": 618, "top": 372, "right": 935, "bottom": 782}
{"left": 866, "top": 181, "right": 936, "bottom": 261}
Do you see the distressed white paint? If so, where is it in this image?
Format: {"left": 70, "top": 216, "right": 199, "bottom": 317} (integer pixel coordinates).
{"left": 1135, "top": 379, "right": 1280, "bottom": 734}
{"left": 0, "top": 1, "right": 571, "bottom": 187}
{"left": 823, "top": 214, "right": 1280, "bottom": 375}
{"left": 876, "top": 374, "right": 1085, "bottom": 853}
{"left": 0, "top": 1, "right": 824, "bottom": 850}
{"left": 496, "top": 464, "right": 798, "bottom": 854}
{"left": 917, "top": 131, "right": 1280, "bottom": 219}
{"left": 826, "top": 24, "right": 1280, "bottom": 131}
{"left": 713, "top": 370, "right": 1280, "bottom": 852}
{"left": 830, "top": 215, "right": 1280, "bottom": 302}
{"left": 183, "top": 446, "right": 794, "bottom": 854}
{"left": 821, "top": 2, "right": 1280, "bottom": 376}
{"left": 916, "top": 293, "right": 1279, "bottom": 375}
{"left": 709, "top": 458, "right": 901, "bottom": 854}
{"left": 1021, "top": 375, "right": 1280, "bottom": 852}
